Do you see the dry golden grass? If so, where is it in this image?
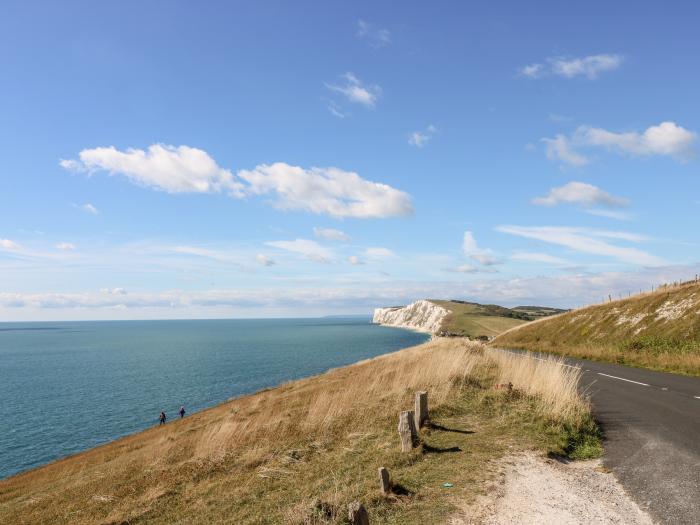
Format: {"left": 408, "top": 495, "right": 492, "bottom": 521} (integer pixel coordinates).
{"left": 494, "top": 280, "right": 700, "bottom": 376}
{"left": 0, "top": 338, "right": 594, "bottom": 524}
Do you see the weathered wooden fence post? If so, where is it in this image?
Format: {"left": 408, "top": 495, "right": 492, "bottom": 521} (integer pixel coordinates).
{"left": 348, "top": 501, "right": 370, "bottom": 525}
{"left": 414, "top": 391, "right": 428, "bottom": 429}
{"left": 378, "top": 467, "right": 390, "bottom": 494}
{"left": 398, "top": 410, "right": 418, "bottom": 452}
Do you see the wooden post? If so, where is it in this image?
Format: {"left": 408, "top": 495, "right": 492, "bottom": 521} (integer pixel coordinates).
{"left": 414, "top": 391, "right": 428, "bottom": 429}
{"left": 348, "top": 501, "right": 370, "bottom": 525}
{"left": 398, "top": 410, "right": 418, "bottom": 452}
{"left": 378, "top": 467, "right": 390, "bottom": 494}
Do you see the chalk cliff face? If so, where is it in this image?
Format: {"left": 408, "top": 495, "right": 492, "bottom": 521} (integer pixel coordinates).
{"left": 372, "top": 300, "right": 449, "bottom": 334}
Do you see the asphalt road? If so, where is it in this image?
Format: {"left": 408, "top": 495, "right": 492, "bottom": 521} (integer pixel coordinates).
{"left": 503, "top": 350, "right": 700, "bottom": 524}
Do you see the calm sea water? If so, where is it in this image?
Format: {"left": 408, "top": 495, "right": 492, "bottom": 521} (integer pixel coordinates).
{"left": 0, "top": 318, "right": 428, "bottom": 479}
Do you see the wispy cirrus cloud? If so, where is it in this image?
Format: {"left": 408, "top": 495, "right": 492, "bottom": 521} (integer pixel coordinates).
{"left": 313, "top": 227, "right": 350, "bottom": 242}
{"left": 266, "top": 239, "right": 333, "bottom": 263}
{"left": 520, "top": 54, "right": 623, "bottom": 79}
{"left": 61, "top": 145, "right": 413, "bottom": 219}
{"left": 364, "top": 247, "right": 396, "bottom": 259}
{"left": 356, "top": 19, "right": 390, "bottom": 48}
{"left": 325, "top": 72, "right": 381, "bottom": 108}
{"left": 496, "top": 225, "right": 664, "bottom": 266}
{"left": 1, "top": 239, "right": 21, "bottom": 250}
{"left": 542, "top": 121, "right": 697, "bottom": 166}
{"left": 511, "top": 251, "right": 571, "bottom": 266}
{"left": 408, "top": 125, "right": 437, "bottom": 148}
{"left": 256, "top": 254, "right": 275, "bottom": 267}
{"left": 463, "top": 231, "right": 500, "bottom": 266}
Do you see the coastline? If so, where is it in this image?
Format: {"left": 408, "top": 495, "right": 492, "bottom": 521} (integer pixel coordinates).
{"left": 1, "top": 321, "right": 429, "bottom": 481}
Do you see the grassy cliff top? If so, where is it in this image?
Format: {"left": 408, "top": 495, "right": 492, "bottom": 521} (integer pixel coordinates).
{"left": 430, "top": 300, "right": 565, "bottom": 339}
{"left": 493, "top": 280, "right": 700, "bottom": 376}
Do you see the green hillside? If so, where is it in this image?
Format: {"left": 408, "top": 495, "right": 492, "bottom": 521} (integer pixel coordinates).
{"left": 492, "top": 281, "right": 700, "bottom": 376}
{"left": 430, "top": 300, "right": 565, "bottom": 339}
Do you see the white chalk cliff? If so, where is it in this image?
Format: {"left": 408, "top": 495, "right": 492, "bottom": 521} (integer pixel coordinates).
{"left": 372, "top": 300, "right": 450, "bottom": 334}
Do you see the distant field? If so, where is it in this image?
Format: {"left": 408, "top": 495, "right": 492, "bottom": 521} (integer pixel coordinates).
{"left": 431, "top": 300, "right": 565, "bottom": 339}
{"left": 493, "top": 281, "right": 700, "bottom": 376}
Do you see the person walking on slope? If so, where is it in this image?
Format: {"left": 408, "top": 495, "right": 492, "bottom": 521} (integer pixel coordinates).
{"left": 159, "top": 411, "right": 166, "bottom": 425}
{"left": 179, "top": 406, "right": 185, "bottom": 418}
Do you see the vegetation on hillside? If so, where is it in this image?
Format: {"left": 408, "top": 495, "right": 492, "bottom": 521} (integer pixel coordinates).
{"left": 431, "top": 300, "right": 565, "bottom": 339}
{"left": 493, "top": 281, "right": 700, "bottom": 376}
{"left": 0, "top": 339, "right": 597, "bottom": 524}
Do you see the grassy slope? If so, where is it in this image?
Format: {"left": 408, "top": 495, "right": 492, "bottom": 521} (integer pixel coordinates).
{"left": 0, "top": 339, "right": 596, "bottom": 525}
{"left": 493, "top": 281, "right": 700, "bottom": 376}
{"left": 430, "top": 300, "right": 565, "bottom": 339}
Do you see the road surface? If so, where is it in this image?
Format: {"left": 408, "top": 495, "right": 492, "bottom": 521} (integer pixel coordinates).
{"left": 502, "top": 350, "right": 700, "bottom": 524}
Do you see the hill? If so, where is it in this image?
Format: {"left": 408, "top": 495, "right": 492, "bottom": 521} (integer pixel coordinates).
{"left": 0, "top": 339, "right": 595, "bottom": 524}
{"left": 430, "top": 300, "right": 566, "bottom": 339}
{"left": 493, "top": 280, "right": 700, "bottom": 376}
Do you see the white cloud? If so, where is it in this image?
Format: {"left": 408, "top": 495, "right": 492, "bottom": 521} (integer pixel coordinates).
{"left": 585, "top": 208, "right": 634, "bottom": 221}
{"left": 239, "top": 163, "right": 413, "bottom": 219}
{"left": 445, "top": 264, "right": 497, "bottom": 274}
{"left": 365, "top": 247, "right": 395, "bottom": 259}
{"left": 356, "top": 19, "right": 391, "bottom": 47}
{"left": 62, "top": 146, "right": 413, "bottom": 219}
{"left": 347, "top": 255, "right": 363, "bottom": 265}
{"left": 325, "top": 72, "right": 381, "bottom": 108}
{"left": 56, "top": 242, "right": 76, "bottom": 251}
{"left": 100, "top": 287, "right": 127, "bottom": 295}
{"left": 542, "top": 122, "right": 697, "bottom": 166}
{"left": 519, "top": 63, "right": 544, "bottom": 78}
{"left": 451, "top": 264, "right": 478, "bottom": 273}
{"left": 313, "top": 227, "right": 350, "bottom": 242}
{"left": 582, "top": 121, "right": 696, "bottom": 160}
{"left": 496, "top": 225, "right": 664, "bottom": 266}
{"left": 256, "top": 254, "right": 275, "bottom": 267}
{"left": 542, "top": 134, "right": 589, "bottom": 166}
{"left": 61, "top": 144, "right": 244, "bottom": 196}
{"left": 1, "top": 239, "right": 21, "bottom": 250}
{"left": 3, "top": 265, "right": 700, "bottom": 319}
{"left": 511, "top": 251, "right": 571, "bottom": 266}
{"left": 170, "top": 245, "right": 242, "bottom": 266}
{"left": 408, "top": 125, "right": 437, "bottom": 148}
{"left": 520, "top": 54, "right": 623, "bottom": 79}
{"left": 327, "top": 101, "right": 348, "bottom": 119}
{"left": 266, "top": 239, "right": 333, "bottom": 263}
{"left": 470, "top": 253, "right": 501, "bottom": 266}
{"left": 77, "top": 203, "right": 99, "bottom": 215}
{"left": 462, "top": 231, "right": 500, "bottom": 266}
{"left": 532, "top": 182, "right": 628, "bottom": 208}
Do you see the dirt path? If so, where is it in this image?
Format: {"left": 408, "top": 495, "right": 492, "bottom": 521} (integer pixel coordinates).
{"left": 453, "top": 453, "right": 654, "bottom": 524}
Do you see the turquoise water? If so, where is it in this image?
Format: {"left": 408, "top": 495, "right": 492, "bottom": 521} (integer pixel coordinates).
{"left": 0, "top": 318, "right": 428, "bottom": 479}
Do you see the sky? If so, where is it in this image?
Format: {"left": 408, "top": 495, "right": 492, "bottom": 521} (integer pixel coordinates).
{"left": 1, "top": 1, "right": 700, "bottom": 321}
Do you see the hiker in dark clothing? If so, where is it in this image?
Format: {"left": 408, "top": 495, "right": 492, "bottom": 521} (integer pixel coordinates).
{"left": 179, "top": 406, "right": 185, "bottom": 418}
{"left": 159, "top": 411, "right": 166, "bottom": 425}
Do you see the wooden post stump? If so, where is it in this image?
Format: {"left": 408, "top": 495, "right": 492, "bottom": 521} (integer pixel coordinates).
{"left": 348, "top": 501, "right": 370, "bottom": 525}
{"left": 378, "top": 466, "right": 390, "bottom": 494}
{"left": 415, "top": 391, "right": 428, "bottom": 428}
{"left": 398, "top": 410, "right": 418, "bottom": 452}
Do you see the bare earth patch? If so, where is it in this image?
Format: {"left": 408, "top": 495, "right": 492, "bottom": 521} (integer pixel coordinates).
{"left": 453, "top": 453, "right": 653, "bottom": 525}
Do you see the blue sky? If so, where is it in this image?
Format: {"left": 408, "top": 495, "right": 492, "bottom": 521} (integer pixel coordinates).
{"left": 2, "top": 1, "right": 700, "bottom": 320}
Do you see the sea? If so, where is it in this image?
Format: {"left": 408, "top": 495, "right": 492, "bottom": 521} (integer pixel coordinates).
{"left": 0, "top": 317, "right": 428, "bottom": 479}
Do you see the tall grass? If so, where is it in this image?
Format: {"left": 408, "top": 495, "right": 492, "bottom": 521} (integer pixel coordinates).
{"left": 192, "top": 340, "right": 588, "bottom": 461}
